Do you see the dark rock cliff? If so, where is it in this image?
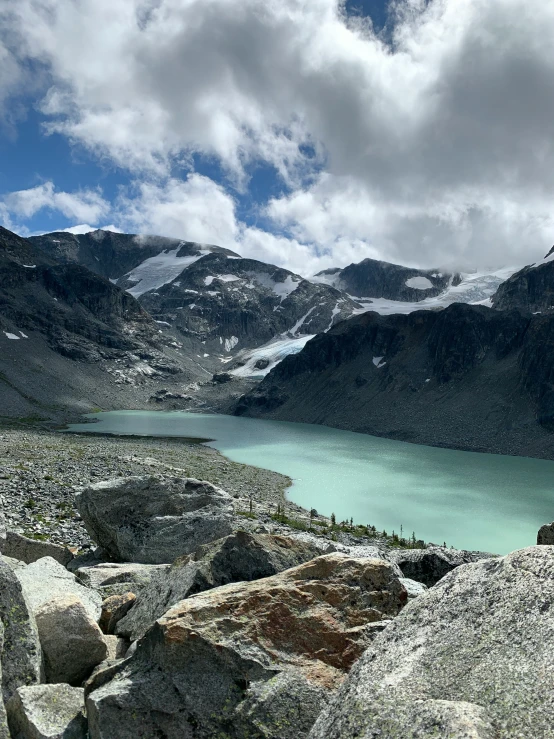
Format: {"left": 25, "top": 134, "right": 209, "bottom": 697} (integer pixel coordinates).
{"left": 234, "top": 304, "right": 554, "bottom": 457}
{"left": 0, "top": 227, "right": 196, "bottom": 419}
{"left": 492, "top": 251, "right": 554, "bottom": 314}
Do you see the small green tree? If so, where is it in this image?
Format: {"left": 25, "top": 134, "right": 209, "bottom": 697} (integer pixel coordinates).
{"left": 330, "top": 512, "right": 336, "bottom": 526}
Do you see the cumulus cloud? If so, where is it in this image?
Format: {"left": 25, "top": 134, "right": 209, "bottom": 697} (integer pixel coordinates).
{"left": 112, "top": 174, "right": 337, "bottom": 274}
{"left": 3, "top": 0, "right": 554, "bottom": 269}
{"left": 0, "top": 182, "right": 110, "bottom": 226}
{"left": 115, "top": 175, "right": 239, "bottom": 246}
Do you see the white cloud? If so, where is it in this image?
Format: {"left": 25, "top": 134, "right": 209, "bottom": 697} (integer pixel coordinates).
{"left": 115, "top": 175, "right": 239, "bottom": 246}
{"left": 1, "top": 182, "right": 109, "bottom": 224}
{"left": 113, "top": 174, "right": 378, "bottom": 274}
{"left": 3, "top": 0, "right": 554, "bottom": 269}
{"left": 59, "top": 224, "right": 123, "bottom": 235}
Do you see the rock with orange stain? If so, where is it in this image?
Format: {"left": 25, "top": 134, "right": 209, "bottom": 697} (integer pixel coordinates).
{"left": 86, "top": 554, "right": 406, "bottom": 739}
{"left": 115, "top": 530, "right": 325, "bottom": 642}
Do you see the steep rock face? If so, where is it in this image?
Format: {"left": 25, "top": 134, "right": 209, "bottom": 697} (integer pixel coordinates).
{"left": 234, "top": 304, "right": 554, "bottom": 455}
{"left": 0, "top": 226, "right": 198, "bottom": 417}
{"left": 492, "top": 248, "right": 554, "bottom": 313}
{"left": 309, "top": 546, "right": 554, "bottom": 739}
{"left": 29, "top": 230, "right": 237, "bottom": 282}
{"left": 139, "top": 253, "right": 361, "bottom": 353}
{"left": 315, "top": 258, "right": 460, "bottom": 301}
{"left": 0, "top": 227, "right": 183, "bottom": 367}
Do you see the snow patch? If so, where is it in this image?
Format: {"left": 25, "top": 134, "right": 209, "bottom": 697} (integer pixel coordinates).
{"left": 19, "top": 331, "right": 28, "bottom": 338}
{"left": 247, "top": 272, "right": 301, "bottom": 302}
{"left": 123, "top": 245, "right": 211, "bottom": 297}
{"left": 224, "top": 336, "right": 239, "bottom": 352}
{"left": 351, "top": 267, "right": 518, "bottom": 317}
{"left": 326, "top": 302, "right": 342, "bottom": 331}
{"left": 373, "top": 356, "right": 386, "bottom": 368}
{"left": 22, "top": 265, "right": 36, "bottom": 269}
{"left": 230, "top": 335, "right": 315, "bottom": 379}
{"left": 406, "top": 276, "right": 434, "bottom": 290}
{"left": 4, "top": 332, "right": 20, "bottom": 340}
{"left": 205, "top": 274, "right": 240, "bottom": 284}
{"left": 289, "top": 306, "right": 317, "bottom": 337}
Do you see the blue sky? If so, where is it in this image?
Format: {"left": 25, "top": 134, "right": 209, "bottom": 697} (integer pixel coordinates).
{"left": 1, "top": 0, "right": 553, "bottom": 274}
{"left": 0, "top": 1, "right": 390, "bottom": 239}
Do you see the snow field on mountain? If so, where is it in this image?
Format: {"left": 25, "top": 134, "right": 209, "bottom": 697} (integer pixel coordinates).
{"left": 230, "top": 335, "right": 316, "bottom": 378}
{"left": 353, "top": 267, "right": 518, "bottom": 316}
{"left": 123, "top": 246, "right": 212, "bottom": 297}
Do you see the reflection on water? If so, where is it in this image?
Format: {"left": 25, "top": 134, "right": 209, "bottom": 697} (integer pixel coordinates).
{"left": 65, "top": 411, "right": 554, "bottom": 554}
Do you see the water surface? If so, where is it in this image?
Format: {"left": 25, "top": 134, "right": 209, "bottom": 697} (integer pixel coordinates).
{"left": 66, "top": 410, "right": 554, "bottom": 554}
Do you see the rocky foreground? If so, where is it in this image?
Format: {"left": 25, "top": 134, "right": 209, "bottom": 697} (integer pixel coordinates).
{"left": 0, "top": 429, "right": 551, "bottom": 738}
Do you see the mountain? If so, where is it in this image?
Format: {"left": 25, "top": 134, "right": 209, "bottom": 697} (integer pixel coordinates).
{"left": 234, "top": 303, "right": 554, "bottom": 459}
{"left": 138, "top": 252, "right": 361, "bottom": 356}
{"left": 28, "top": 230, "right": 237, "bottom": 283}
{"left": 33, "top": 230, "right": 363, "bottom": 373}
{"left": 314, "top": 258, "right": 461, "bottom": 301}
{"left": 0, "top": 227, "right": 203, "bottom": 421}
{"left": 492, "top": 248, "right": 554, "bottom": 313}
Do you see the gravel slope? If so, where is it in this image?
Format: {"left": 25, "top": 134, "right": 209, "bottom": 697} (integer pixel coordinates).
{"left": 0, "top": 428, "right": 292, "bottom": 550}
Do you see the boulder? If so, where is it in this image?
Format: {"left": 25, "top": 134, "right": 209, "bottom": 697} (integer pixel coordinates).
{"left": 212, "top": 372, "right": 232, "bottom": 383}
{"left": 103, "top": 636, "right": 129, "bottom": 662}
{"left": 77, "top": 476, "right": 235, "bottom": 564}
{"left": 87, "top": 554, "right": 406, "bottom": 738}
{"left": 537, "top": 521, "right": 554, "bottom": 544}
{"left": 315, "top": 697, "right": 496, "bottom": 739}
{"left": 399, "top": 577, "right": 428, "bottom": 599}
{"left": 309, "top": 546, "right": 554, "bottom": 739}
{"left": 16, "top": 557, "right": 101, "bottom": 621}
{"left": 2, "top": 532, "right": 73, "bottom": 567}
{"left": 74, "top": 562, "right": 170, "bottom": 598}
{"left": 0, "top": 561, "right": 42, "bottom": 703}
{"left": 116, "top": 531, "right": 325, "bottom": 641}
{"left": 99, "top": 594, "right": 136, "bottom": 635}
{"left": 1, "top": 555, "right": 25, "bottom": 571}
{"left": 390, "top": 545, "right": 497, "bottom": 586}
{"left": 234, "top": 670, "right": 330, "bottom": 739}
{"left": 6, "top": 685, "right": 87, "bottom": 739}
{"left": 35, "top": 595, "right": 107, "bottom": 686}
{"left": 0, "top": 625, "right": 11, "bottom": 739}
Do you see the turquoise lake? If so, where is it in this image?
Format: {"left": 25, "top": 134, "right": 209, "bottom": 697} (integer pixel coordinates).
{"left": 65, "top": 410, "right": 554, "bottom": 554}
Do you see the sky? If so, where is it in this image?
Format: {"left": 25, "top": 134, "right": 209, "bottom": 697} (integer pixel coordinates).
{"left": 1, "top": 0, "right": 554, "bottom": 275}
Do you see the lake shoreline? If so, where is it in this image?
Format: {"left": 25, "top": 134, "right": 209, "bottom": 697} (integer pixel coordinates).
{"left": 61, "top": 410, "right": 554, "bottom": 554}
{"left": 0, "top": 427, "right": 300, "bottom": 551}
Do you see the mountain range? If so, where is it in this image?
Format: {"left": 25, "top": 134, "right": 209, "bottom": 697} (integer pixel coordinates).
{"left": 3, "top": 224, "right": 554, "bottom": 457}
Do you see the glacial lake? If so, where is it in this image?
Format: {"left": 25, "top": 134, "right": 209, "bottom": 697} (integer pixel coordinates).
{"left": 65, "top": 410, "right": 554, "bottom": 554}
